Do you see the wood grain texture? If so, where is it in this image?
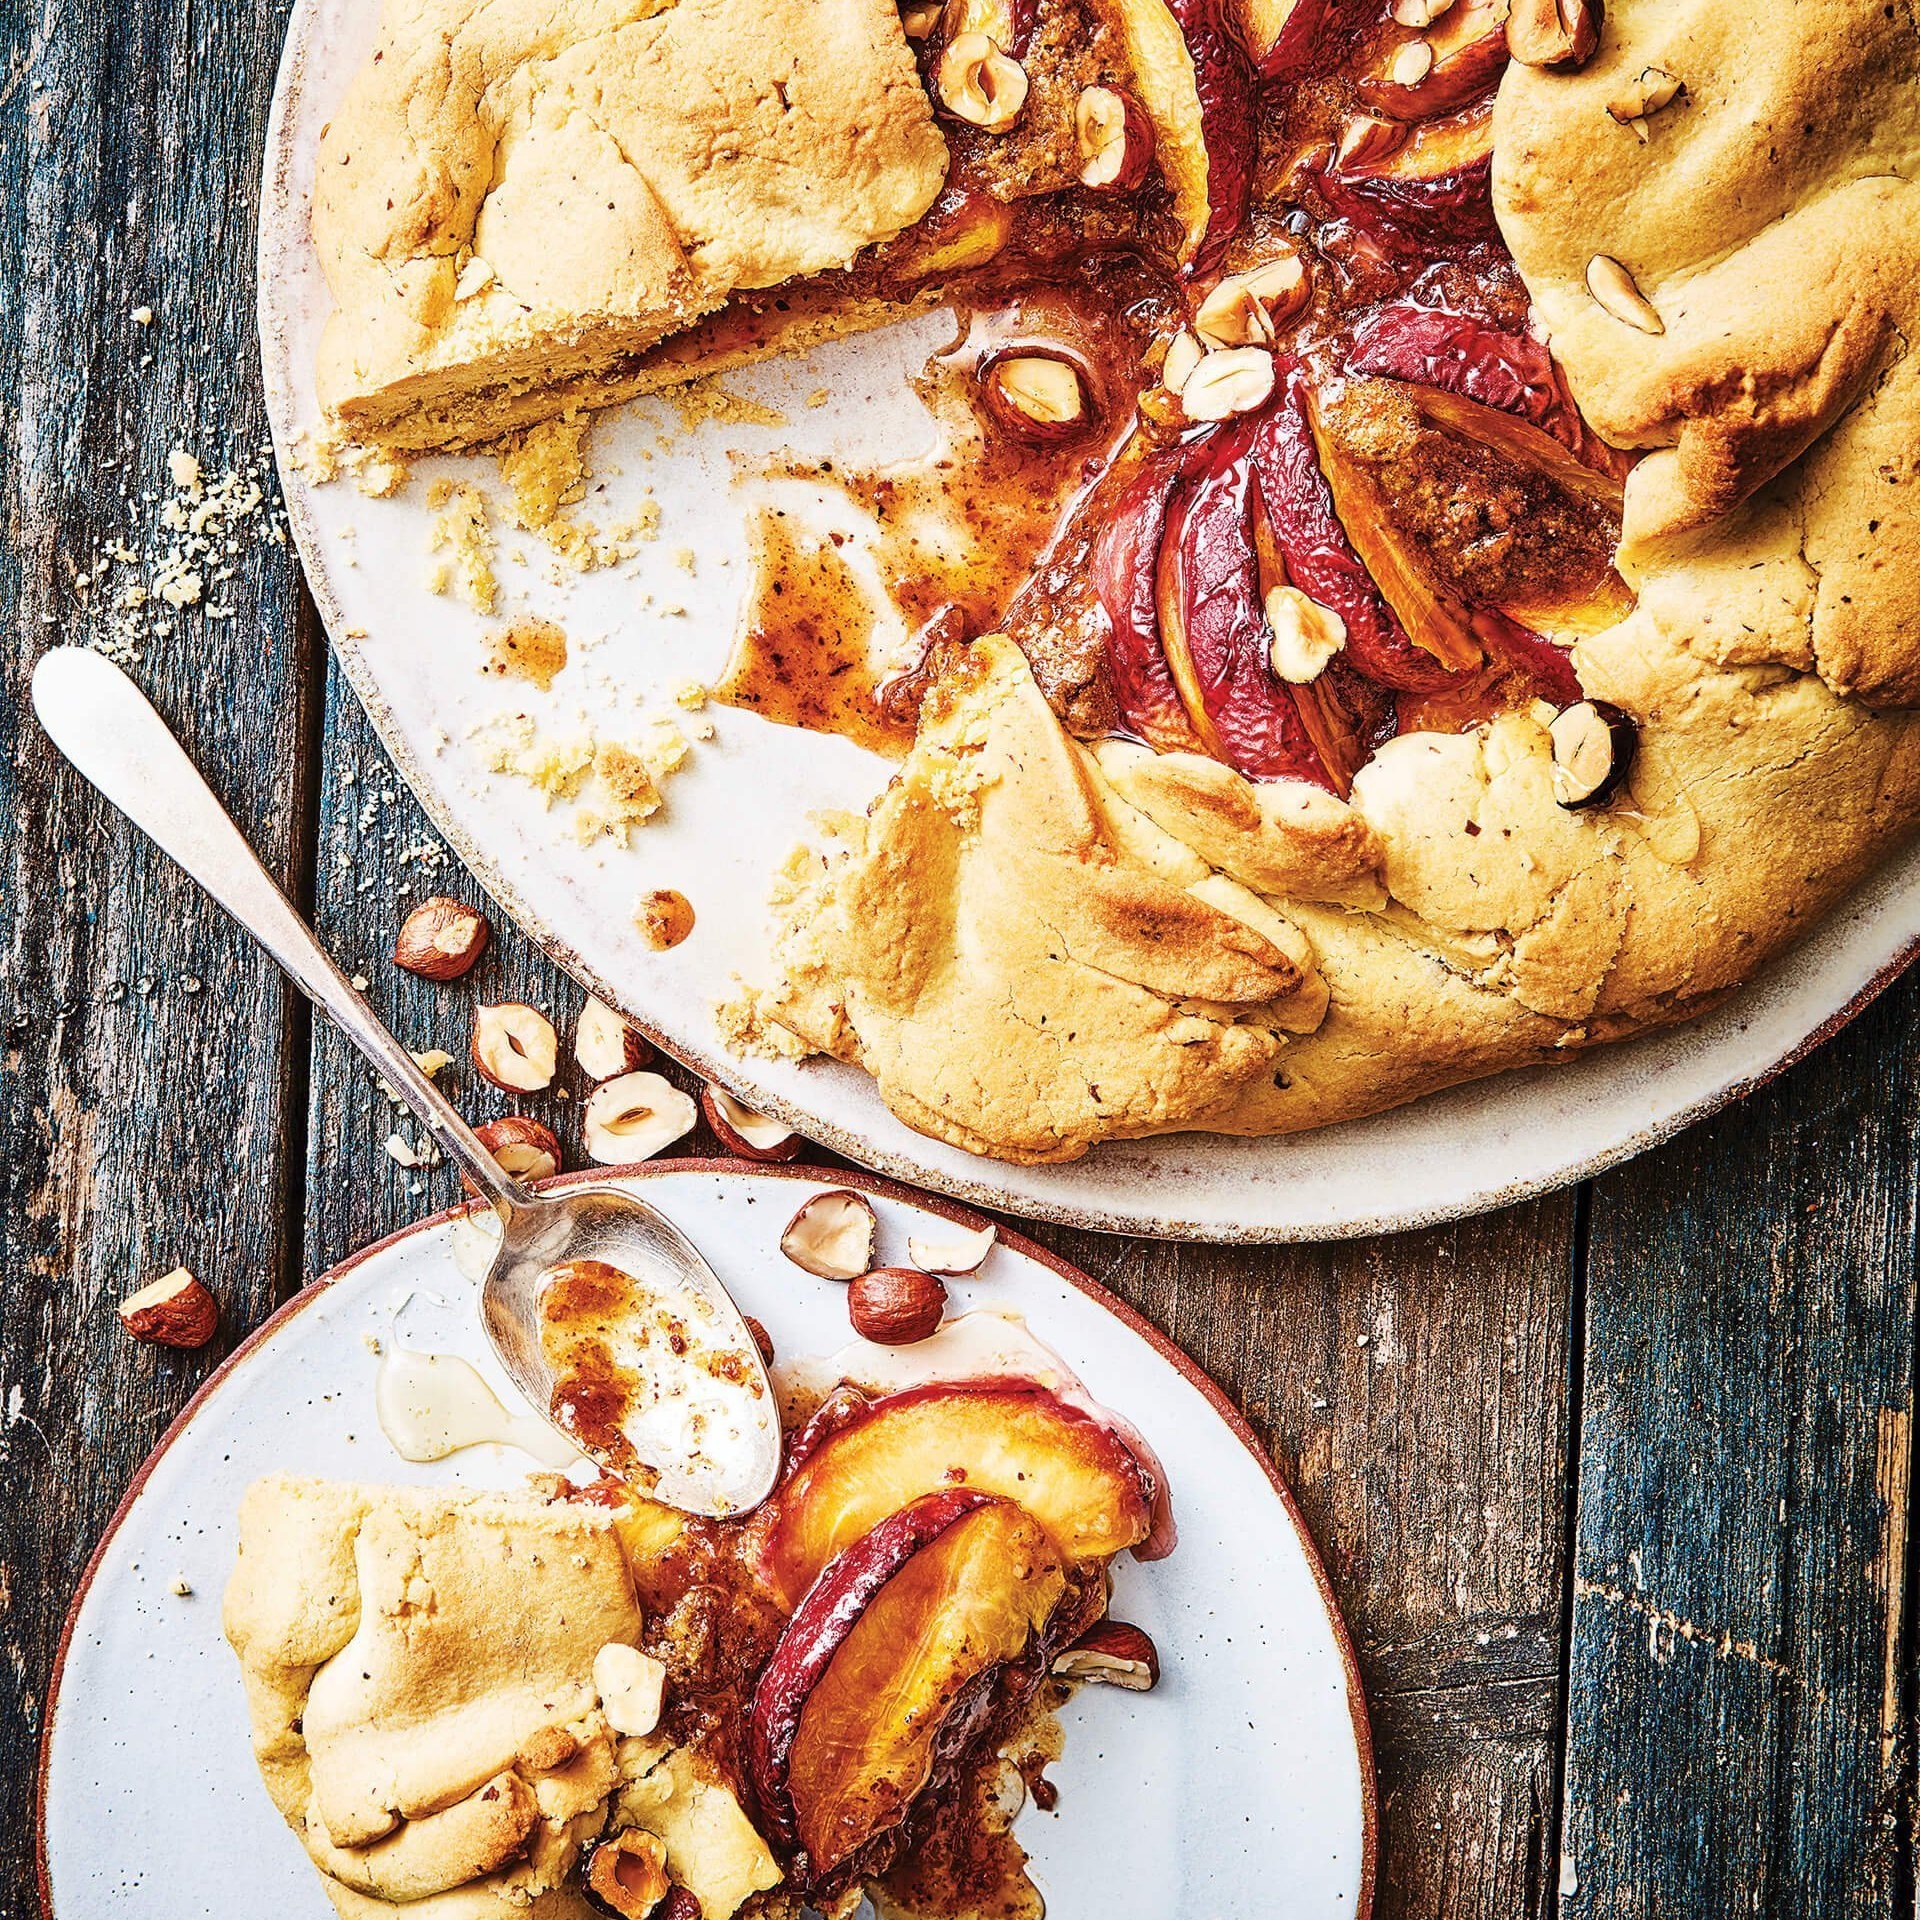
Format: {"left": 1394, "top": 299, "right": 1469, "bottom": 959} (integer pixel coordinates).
{"left": 0, "top": 0, "right": 310, "bottom": 1904}
{"left": 1561, "top": 975, "right": 1920, "bottom": 1920}
{"left": 1026, "top": 1201, "right": 1578, "bottom": 1920}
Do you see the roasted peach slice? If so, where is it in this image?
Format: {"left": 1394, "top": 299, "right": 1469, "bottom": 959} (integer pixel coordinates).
{"left": 1156, "top": 440, "right": 1338, "bottom": 786}
{"left": 762, "top": 1382, "right": 1153, "bottom": 1610}
{"left": 749, "top": 1490, "right": 1067, "bottom": 1882}
{"left": 1101, "top": 0, "right": 1255, "bottom": 270}
{"left": 1355, "top": 0, "right": 1510, "bottom": 119}
{"left": 1302, "top": 383, "right": 1485, "bottom": 676}
{"left": 1348, "top": 303, "right": 1588, "bottom": 452}
{"left": 1237, "top": 0, "right": 1329, "bottom": 76}
{"left": 1318, "top": 104, "right": 1496, "bottom": 247}
{"left": 1248, "top": 369, "right": 1463, "bottom": 691}
{"left": 1094, "top": 454, "right": 1215, "bottom": 756}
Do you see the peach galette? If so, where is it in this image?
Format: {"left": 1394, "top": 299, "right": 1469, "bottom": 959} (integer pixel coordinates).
{"left": 223, "top": 1348, "right": 1167, "bottom": 1917}
{"left": 314, "top": 0, "right": 1920, "bottom": 1162}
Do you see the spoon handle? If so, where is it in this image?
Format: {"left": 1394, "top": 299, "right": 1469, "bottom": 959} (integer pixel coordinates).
{"left": 30, "top": 647, "right": 527, "bottom": 1219}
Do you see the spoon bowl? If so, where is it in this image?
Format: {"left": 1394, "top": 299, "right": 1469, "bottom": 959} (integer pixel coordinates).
{"left": 31, "top": 645, "right": 781, "bottom": 1516}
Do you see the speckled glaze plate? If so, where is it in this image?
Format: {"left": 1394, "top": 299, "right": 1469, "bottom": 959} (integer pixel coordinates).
{"left": 37, "top": 1163, "right": 1374, "bottom": 1919}
{"left": 256, "top": 0, "right": 1920, "bottom": 1241}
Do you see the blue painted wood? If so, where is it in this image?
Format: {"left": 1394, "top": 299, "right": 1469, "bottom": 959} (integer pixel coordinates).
{"left": 1562, "top": 976, "right": 1920, "bottom": 1919}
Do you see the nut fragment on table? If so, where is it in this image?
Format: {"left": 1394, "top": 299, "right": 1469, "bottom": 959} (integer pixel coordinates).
{"left": 466, "top": 1115, "right": 564, "bottom": 1191}
{"left": 848, "top": 1267, "right": 948, "bottom": 1345}
{"left": 780, "top": 1189, "right": 878, "bottom": 1280}
{"left": 575, "top": 994, "right": 650, "bottom": 1081}
{"left": 700, "top": 1084, "right": 800, "bottom": 1161}
{"left": 937, "top": 30, "right": 1028, "bottom": 130}
{"left": 118, "top": 1267, "right": 219, "bottom": 1349}
{"left": 582, "top": 1070, "right": 697, "bottom": 1164}
{"left": 906, "top": 1221, "right": 997, "bottom": 1275}
{"left": 471, "top": 1001, "right": 559, "bottom": 1091}
{"left": 392, "top": 896, "right": 490, "bottom": 980}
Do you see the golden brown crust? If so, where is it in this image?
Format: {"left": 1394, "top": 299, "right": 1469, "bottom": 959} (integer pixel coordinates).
{"left": 313, "top": 0, "right": 948, "bottom": 449}
{"left": 222, "top": 1476, "right": 779, "bottom": 1919}
{"left": 747, "top": 0, "right": 1920, "bottom": 1161}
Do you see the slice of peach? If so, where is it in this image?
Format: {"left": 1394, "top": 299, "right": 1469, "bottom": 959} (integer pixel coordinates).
{"left": 1237, "top": 0, "right": 1329, "bottom": 76}
{"left": 1302, "top": 383, "right": 1484, "bottom": 675}
{"left": 1249, "top": 369, "right": 1463, "bottom": 691}
{"left": 1348, "top": 303, "right": 1587, "bottom": 451}
{"left": 1094, "top": 454, "right": 1216, "bottom": 756}
{"left": 1101, "top": 0, "right": 1255, "bottom": 270}
{"left": 1319, "top": 104, "right": 1495, "bottom": 248}
{"left": 762, "top": 1382, "right": 1153, "bottom": 1610}
{"left": 1355, "top": 0, "right": 1510, "bottom": 119}
{"left": 765, "top": 1498, "right": 1066, "bottom": 1882}
{"left": 1156, "top": 438, "right": 1338, "bottom": 786}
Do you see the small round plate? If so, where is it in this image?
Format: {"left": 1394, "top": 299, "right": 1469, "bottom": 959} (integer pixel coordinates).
{"left": 37, "top": 1162, "right": 1376, "bottom": 1919}
{"left": 258, "top": 0, "right": 1920, "bottom": 1240}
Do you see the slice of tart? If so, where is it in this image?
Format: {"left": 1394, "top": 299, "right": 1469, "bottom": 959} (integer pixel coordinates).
{"left": 223, "top": 1352, "right": 1168, "bottom": 1919}
{"left": 312, "top": 0, "right": 950, "bottom": 451}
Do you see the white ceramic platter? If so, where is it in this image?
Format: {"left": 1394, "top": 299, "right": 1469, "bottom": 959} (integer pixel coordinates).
{"left": 38, "top": 1163, "right": 1374, "bottom": 1918}
{"left": 257, "top": 0, "right": 1920, "bottom": 1241}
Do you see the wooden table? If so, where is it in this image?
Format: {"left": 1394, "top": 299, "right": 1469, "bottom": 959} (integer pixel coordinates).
{"left": 3, "top": 7, "right": 1915, "bottom": 1914}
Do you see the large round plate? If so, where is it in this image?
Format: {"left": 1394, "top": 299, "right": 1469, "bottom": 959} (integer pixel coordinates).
{"left": 257, "top": 0, "right": 1920, "bottom": 1240}
{"left": 38, "top": 1163, "right": 1373, "bottom": 1918}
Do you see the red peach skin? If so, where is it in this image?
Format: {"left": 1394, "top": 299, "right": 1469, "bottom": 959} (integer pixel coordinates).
{"left": 1348, "top": 303, "right": 1587, "bottom": 451}
{"left": 1248, "top": 367, "right": 1462, "bottom": 692}
{"left": 1157, "top": 431, "right": 1340, "bottom": 786}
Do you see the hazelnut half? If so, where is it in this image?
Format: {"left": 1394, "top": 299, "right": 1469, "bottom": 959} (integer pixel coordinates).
{"left": 1178, "top": 345, "right": 1277, "bottom": 421}
{"left": 849, "top": 1267, "right": 948, "bottom": 1345}
{"left": 1549, "top": 699, "right": 1637, "bottom": 807}
{"left": 981, "top": 350, "right": 1091, "bottom": 439}
{"left": 1075, "top": 85, "right": 1154, "bottom": 189}
{"left": 1266, "top": 585, "right": 1348, "bottom": 683}
{"left": 1507, "top": 0, "right": 1599, "bottom": 68}
{"left": 1193, "top": 252, "right": 1310, "bottom": 349}
{"left": 392, "top": 897, "right": 490, "bottom": 980}
{"left": 1051, "top": 1619, "right": 1161, "bottom": 1690}
{"left": 937, "top": 31, "right": 1028, "bottom": 131}
{"left": 575, "top": 994, "right": 651, "bottom": 1082}
{"left": 463, "top": 1115, "right": 563, "bottom": 1195}
{"left": 779, "top": 1189, "right": 879, "bottom": 1280}
{"left": 582, "top": 1071, "right": 697, "bottom": 1165}
{"left": 700, "top": 1084, "right": 801, "bottom": 1161}
{"left": 117, "top": 1267, "right": 219, "bottom": 1349}
{"left": 471, "top": 1002, "right": 559, "bottom": 1092}
{"left": 1585, "top": 253, "right": 1664, "bottom": 335}
{"left": 906, "top": 1221, "right": 997, "bottom": 1275}
{"left": 581, "top": 1829, "right": 670, "bottom": 1920}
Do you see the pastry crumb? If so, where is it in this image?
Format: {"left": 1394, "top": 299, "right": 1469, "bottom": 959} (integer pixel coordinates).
{"left": 484, "top": 616, "right": 568, "bottom": 690}
{"left": 425, "top": 480, "right": 498, "bottom": 612}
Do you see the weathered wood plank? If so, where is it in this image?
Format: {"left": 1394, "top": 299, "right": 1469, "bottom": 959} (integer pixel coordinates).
{"left": 1026, "top": 1199, "right": 1579, "bottom": 1920}
{"left": 0, "top": 0, "right": 311, "bottom": 1904}
{"left": 1562, "top": 975, "right": 1920, "bottom": 1919}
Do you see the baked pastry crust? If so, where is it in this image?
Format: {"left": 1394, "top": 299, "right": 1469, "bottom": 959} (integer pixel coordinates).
{"left": 751, "top": 0, "right": 1920, "bottom": 1160}
{"left": 222, "top": 1476, "right": 779, "bottom": 1919}
{"left": 313, "top": 0, "right": 948, "bottom": 449}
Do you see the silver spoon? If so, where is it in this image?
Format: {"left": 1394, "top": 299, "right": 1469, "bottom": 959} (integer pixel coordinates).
{"left": 31, "top": 646, "right": 781, "bottom": 1517}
